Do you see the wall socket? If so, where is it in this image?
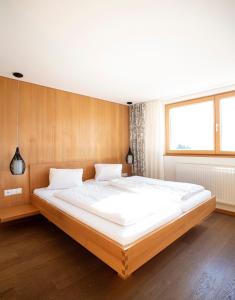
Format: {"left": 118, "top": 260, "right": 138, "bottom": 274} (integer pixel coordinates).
{"left": 4, "top": 188, "right": 22, "bottom": 197}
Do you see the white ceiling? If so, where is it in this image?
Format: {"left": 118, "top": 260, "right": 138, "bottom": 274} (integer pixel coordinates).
{"left": 0, "top": 0, "right": 235, "bottom": 104}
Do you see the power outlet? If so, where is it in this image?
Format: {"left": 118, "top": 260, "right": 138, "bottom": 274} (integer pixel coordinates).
{"left": 4, "top": 188, "right": 22, "bottom": 197}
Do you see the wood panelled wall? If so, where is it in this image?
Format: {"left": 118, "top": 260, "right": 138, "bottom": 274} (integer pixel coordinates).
{"left": 0, "top": 76, "right": 129, "bottom": 208}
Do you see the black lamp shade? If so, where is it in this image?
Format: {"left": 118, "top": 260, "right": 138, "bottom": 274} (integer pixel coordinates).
{"left": 126, "top": 147, "right": 134, "bottom": 165}
{"left": 10, "top": 147, "right": 26, "bottom": 175}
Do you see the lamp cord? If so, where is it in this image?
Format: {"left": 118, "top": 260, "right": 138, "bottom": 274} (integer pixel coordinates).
{"left": 16, "top": 80, "right": 20, "bottom": 147}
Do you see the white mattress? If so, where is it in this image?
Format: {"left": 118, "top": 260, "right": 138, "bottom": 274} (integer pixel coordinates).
{"left": 33, "top": 186, "right": 211, "bottom": 246}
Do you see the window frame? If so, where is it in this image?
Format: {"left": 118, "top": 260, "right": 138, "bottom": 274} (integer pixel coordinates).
{"left": 165, "top": 91, "right": 235, "bottom": 156}
{"left": 215, "top": 91, "right": 235, "bottom": 156}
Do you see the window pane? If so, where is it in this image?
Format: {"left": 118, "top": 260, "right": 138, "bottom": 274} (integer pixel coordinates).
{"left": 220, "top": 96, "right": 235, "bottom": 151}
{"left": 169, "top": 101, "right": 214, "bottom": 151}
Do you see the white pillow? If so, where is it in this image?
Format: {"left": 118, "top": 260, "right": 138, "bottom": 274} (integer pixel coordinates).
{"left": 47, "top": 168, "right": 83, "bottom": 189}
{"left": 95, "top": 164, "right": 122, "bottom": 181}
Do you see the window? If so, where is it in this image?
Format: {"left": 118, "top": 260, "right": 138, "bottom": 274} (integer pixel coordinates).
{"left": 169, "top": 99, "right": 214, "bottom": 152}
{"left": 165, "top": 92, "right": 235, "bottom": 155}
{"left": 219, "top": 96, "right": 235, "bottom": 152}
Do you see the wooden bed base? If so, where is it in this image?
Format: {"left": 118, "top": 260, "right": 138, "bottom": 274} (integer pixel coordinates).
{"left": 29, "top": 161, "right": 216, "bottom": 279}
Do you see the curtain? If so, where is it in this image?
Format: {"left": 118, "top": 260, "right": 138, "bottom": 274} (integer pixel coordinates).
{"left": 145, "top": 100, "right": 165, "bottom": 179}
{"left": 129, "top": 103, "right": 146, "bottom": 176}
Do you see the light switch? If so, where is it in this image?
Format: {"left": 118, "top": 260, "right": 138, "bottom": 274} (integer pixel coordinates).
{"left": 4, "top": 188, "right": 22, "bottom": 197}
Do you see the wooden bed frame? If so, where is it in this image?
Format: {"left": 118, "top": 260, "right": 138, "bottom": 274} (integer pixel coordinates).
{"left": 29, "top": 161, "right": 216, "bottom": 279}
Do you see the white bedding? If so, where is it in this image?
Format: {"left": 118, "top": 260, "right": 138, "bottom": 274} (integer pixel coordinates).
{"left": 54, "top": 185, "right": 181, "bottom": 226}
{"left": 109, "top": 176, "right": 204, "bottom": 201}
{"left": 34, "top": 187, "right": 211, "bottom": 246}
{"left": 85, "top": 178, "right": 211, "bottom": 213}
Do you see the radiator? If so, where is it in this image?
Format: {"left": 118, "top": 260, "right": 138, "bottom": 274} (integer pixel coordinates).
{"left": 176, "top": 163, "right": 235, "bottom": 206}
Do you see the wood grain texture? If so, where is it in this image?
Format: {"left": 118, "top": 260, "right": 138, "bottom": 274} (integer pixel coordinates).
{"left": 31, "top": 165, "right": 215, "bottom": 280}
{"left": 0, "top": 76, "right": 129, "bottom": 208}
{"left": 125, "top": 197, "right": 216, "bottom": 276}
{"left": 29, "top": 162, "right": 215, "bottom": 278}
{"left": 0, "top": 204, "right": 39, "bottom": 223}
{"left": 32, "top": 194, "right": 125, "bottom": 274}
{"left": 2, "top": 212, "right": 232, "bottom": 299}
{"left": 216, "top": 208, "right": 235, "bottom": 217}
{"left": 29, "top": 161, "right": 131, "bottom": 194}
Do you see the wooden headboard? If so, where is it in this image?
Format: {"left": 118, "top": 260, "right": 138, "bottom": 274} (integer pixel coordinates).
{"left": 29, "top": 161, "right": 131, "bottom": 194}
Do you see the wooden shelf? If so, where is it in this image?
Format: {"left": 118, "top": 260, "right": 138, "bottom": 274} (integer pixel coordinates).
{"left": 0, "top": 204, "right": 40, "bottom": 223}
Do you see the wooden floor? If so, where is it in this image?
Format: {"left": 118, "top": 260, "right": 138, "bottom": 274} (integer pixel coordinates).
{"left": 0, "top": 213, "right": 235, "bottom": 300}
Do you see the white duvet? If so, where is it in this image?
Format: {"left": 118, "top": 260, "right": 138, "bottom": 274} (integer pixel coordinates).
{"left": 54, "top": 184, "right": 180, "bottom": 226}
{"left": 109, "top": 176, "right": 204, "bottom": 201}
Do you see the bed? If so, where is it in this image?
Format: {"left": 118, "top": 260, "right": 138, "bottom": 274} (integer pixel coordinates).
{"left": 30, "top": 161, "right": 216, "bottom": 279}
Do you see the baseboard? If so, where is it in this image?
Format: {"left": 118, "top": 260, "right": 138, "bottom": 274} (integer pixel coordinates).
{"left": 215, "top": 208, "right": 235, "bottom": 217}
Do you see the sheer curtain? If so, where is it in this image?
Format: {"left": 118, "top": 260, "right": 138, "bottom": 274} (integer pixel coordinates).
{"left": 144, "top": 100, "right": 165, "bottom": 179}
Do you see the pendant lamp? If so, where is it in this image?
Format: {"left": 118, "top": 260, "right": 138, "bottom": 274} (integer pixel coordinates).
{"left": 126, "top": 101, "right": 134, "bottom": 165}
{"left": 9, "top": 72, "right": 26, "bottom": 175}
{"left": 126, "top": 147, "right": 134, "bottom": 165}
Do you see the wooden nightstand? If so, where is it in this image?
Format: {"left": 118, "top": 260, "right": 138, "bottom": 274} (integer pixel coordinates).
{"left": 0, "top": 204, "right": 40, "bottom": 223}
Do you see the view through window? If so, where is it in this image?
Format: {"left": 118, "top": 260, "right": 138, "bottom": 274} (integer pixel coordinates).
{"left": 165, "top": 92, "right": 235, "bottom": 155}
